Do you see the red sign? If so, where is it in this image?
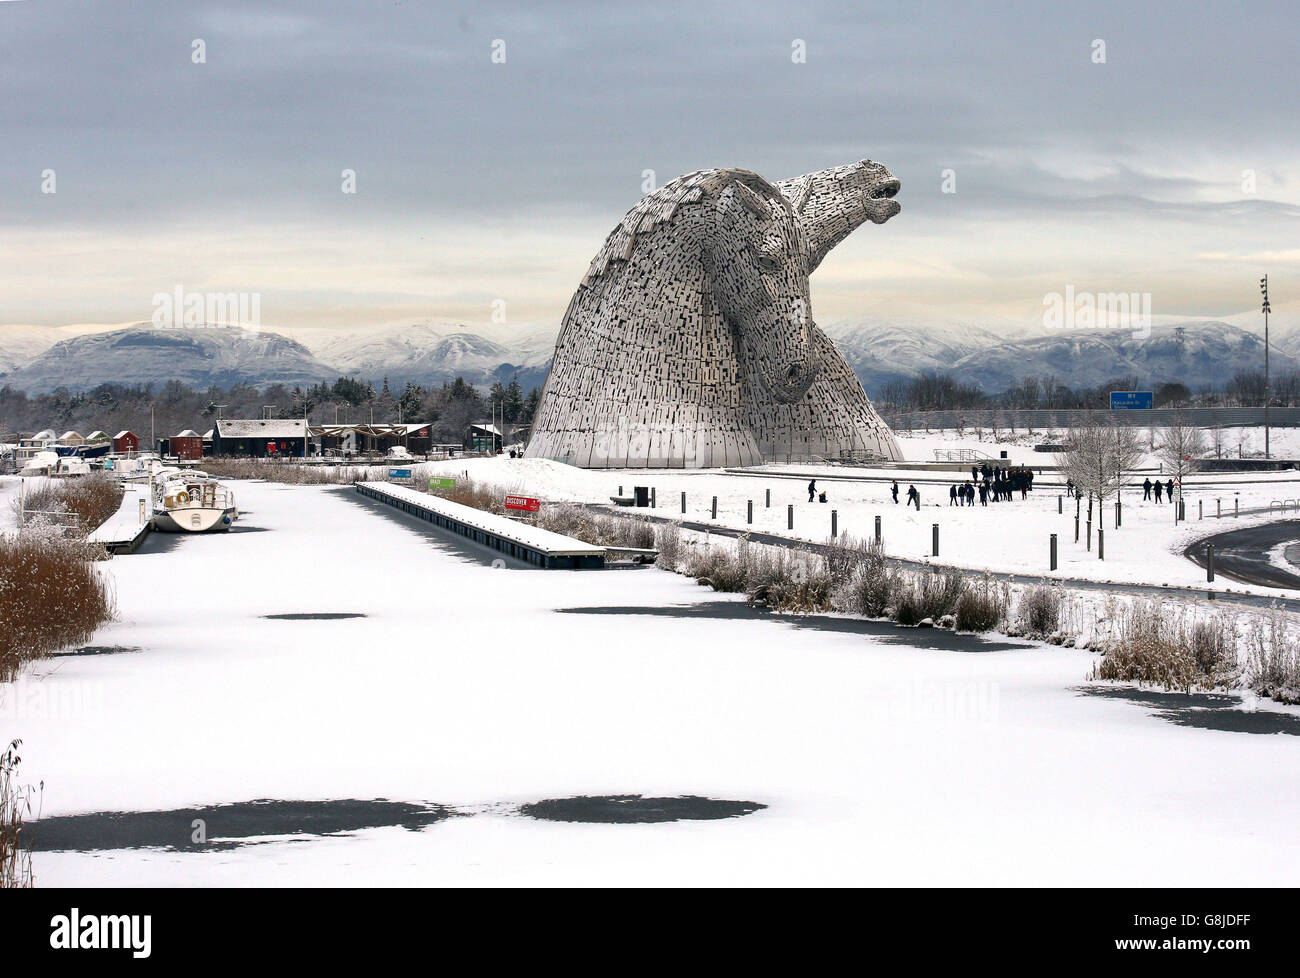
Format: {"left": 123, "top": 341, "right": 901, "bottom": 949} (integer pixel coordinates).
{"left": 504, "top": 495, "right": 540, "bottom": 512}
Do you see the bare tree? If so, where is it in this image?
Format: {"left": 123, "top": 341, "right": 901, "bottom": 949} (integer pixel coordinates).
{"left": 1057, "top": 424, "right": 1145, "bottom": 528}
{"left": 1156, "top": 421, "right": 1208, "bottom": 506}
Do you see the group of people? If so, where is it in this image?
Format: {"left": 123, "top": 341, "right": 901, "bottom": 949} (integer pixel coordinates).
{"left": 949, "top": 464, "right": 1035, "bottom": 507}
{"left": 1142, "top": 477, "right": 1177, "bottom": 503}
{"left": 808, "top": 479, "right": 922, "bottom": 510}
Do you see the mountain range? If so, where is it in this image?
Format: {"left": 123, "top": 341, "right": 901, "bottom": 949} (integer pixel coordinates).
{"left": 0, "top": 313, "right": 1293, "bottom": 397}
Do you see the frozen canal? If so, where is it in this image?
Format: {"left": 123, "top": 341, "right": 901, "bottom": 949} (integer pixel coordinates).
{"left": 6, "top": 479, "right": 1300, "bottom": 886}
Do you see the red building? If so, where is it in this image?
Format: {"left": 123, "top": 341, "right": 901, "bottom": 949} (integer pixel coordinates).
{"left": 112, "top": 430, "right": 139, "bottom": 453}
{"left": 170, "top": 429, "right": 204, "bottom": 461}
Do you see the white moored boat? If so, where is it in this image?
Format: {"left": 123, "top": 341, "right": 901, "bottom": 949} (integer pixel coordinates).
{"left": 152, "top": 470, "right": 239, "bottom": 533}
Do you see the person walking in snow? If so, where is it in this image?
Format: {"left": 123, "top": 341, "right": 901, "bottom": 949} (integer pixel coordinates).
{"left": 891, "top": 481, "right": 900, "bottom": 504}
{"left": 1154, "top": 480, "right": 1163, "bottom": 503}
{"left": 1143, "top": 477, "right": 1152, "bottom": 500}
{"left": 950, "top": 484, "right": 958, "bottom": 506}
{"left": 808, "top": 479, "right": 816, "bottom": 503}
{"left": 1165, "top": 478, "right": 1174, "bottom": 501}
{"left": 907, "top": 484, "right": 920, "bottom": 510}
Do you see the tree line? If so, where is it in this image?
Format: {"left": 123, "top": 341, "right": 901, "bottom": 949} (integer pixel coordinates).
{"left": 0, "top": 375, "right": 543, "bottom": 444}
{"left": 876, "top": 370, "right": 1300, "bottom": 414}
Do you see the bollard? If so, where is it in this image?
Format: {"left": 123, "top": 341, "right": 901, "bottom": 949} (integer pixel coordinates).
{"left": 681, "top": 491, "right": 686, "bottom": 515}
{"left": 1098, "top": 527, "right": 1104, "bottom": 560}
{"left": 1235, "top": 497, "right": 1239, "bottom": 517}
{"left": 1115, "top": 498, "right": 1121, "bottom": 528}
{"left": 832, "top": 510, "right": 838, "bottom": 538}
{"left": 1207, "top": 544, "right": 1215, "bottom": 582}
{"left": 1075, "top": 515, "right": 1080, "bottom": 543}
{"left": 651, "top": 487, "right": 656, "bottom": 509}
{"left": 765, "top": 488, "right": 771, "bottom": 508}
{"left": 788, "top": 504, "right": 794, "bottom": 531}
{"left": 1217, "top": 498, "right": 1221, "bottom": 518}
{"left": 1179, "top": 499, "right": 1185, "bottom": 521}
{"left": 1050, "top": 533, "right": 1057, "bottom": 571}
{"left": 932, "top": 523, "right": 939, "bottom": 557}
{"left": 1058, "top": 495, "right": 1063, "bottom": 514}
{"left": 619, "top": 485, "right": 623, "bottom": 496}
{"left": 874, "top": 514, "right": 881, "bottom": 545}
{"left": 1199, "top": 499, "right": 1203, "bottom": 520}
{"left": 711, "top": 495, "right": 717, "bottom": 519}
{"left": 747, "top": 500, "right": 753, "bottom": 525}
{"left": 1086, "top": 519, "right": 1092, "bottom": 551}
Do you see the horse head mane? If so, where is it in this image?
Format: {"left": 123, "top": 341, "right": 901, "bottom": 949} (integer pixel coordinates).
{"left": 580, "top": 168, "right": 793, "bottom": 287}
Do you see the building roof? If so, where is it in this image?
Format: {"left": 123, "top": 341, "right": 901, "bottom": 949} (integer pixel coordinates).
{"left": 215, "top": 419, "right": 308, "bottom": 439}
{"left": 113, "top": 430, "right": 136, "bottom": 439}
{"left": 175, "top": 429, "right": 200, "bottom": 438}
{"left": 86, "top": 431, "right": 108, "bottom": 441}
{"left": 59, "top": 430, "right": 82, "bottom": 441}
{"left": 32, "top": 429, "right": 56, "bottom": 440}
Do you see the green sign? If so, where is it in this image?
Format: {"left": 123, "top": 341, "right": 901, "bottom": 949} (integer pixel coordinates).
{"left": 429, "top": 477, "right": 457, "bottom": 490}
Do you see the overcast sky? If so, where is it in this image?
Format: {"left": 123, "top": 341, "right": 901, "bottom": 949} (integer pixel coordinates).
{"left": 1, "top": 0, "right": 1296, "bottom": 337}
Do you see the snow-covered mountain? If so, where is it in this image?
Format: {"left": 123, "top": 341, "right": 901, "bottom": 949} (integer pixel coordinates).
{"left": 1, "top": 315, "right": 1286, "bottom": 396}
{"left": 291, "top": 321, "right": 445, "bottom": 379}
{"left": 3, "top": 325, "right": 338, "bottom": 393}
{"left": 0, "top": 325, "right": 63, "bottom": 374}
{"left": 822, "top": 319, "right": 1007, "bottom": 392}
{"left": 948, "top": 322, "right": 1293, "bottom": 393}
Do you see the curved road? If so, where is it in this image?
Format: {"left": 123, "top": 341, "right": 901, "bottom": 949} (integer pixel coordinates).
{"left": 1185, "top": 520, "right": 1300, "bottom": 590}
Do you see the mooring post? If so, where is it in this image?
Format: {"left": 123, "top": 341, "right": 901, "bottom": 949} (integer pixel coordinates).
{"left": 874, "top": 514, "right": 881, "bottom": 544}
{"left": 788, "top": 504, "right": 794, "bottom": 531}
{"left": 747, "top": 499, "right": 753, "bottom": 525}
{"left": 932, "top": 523, "right": 939, "bottom": 557}
{"left": 1207, "top": 544, "right": 1215, "bottom": 582}
{"left": 1050, "top": 533, "right": 1057, "bottom": 571}
{"left": 831, "top": 510, "right": 838, "bottom": 538}
{"left": 711, "top": 495, "right": 717, "bottom": 519}
{"left": 1098, "top": 527, "right": 1104, "bottom": 560}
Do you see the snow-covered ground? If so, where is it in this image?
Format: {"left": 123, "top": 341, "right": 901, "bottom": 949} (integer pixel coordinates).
{"left": 409, "top": 452, "right": 1300, "bottom": 598}
{"left": 6, "top": 478, "right": 1300, "bottom": 886}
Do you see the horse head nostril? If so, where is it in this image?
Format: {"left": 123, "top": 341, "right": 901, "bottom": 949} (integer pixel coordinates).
{"left": 871, "top": 178, "right": 901, "bottom": 200}
{"left": 786, "top": 364, "right": 802, "bottom": 381}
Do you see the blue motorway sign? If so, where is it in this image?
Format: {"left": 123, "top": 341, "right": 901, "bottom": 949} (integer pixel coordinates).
{"left": 1109, "top": 391, "right": 1154, "bottom": 410}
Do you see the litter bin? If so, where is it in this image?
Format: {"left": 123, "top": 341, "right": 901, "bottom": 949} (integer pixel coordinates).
{"left": 634, "top": 486, "right": 650, "bottom": 507}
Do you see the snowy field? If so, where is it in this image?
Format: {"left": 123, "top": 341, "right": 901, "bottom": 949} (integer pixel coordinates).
{"left": 411, "top": 448, "right": 1300, "bottom": 597}
{"left": 6, "top": 478, "right": 1300, "bottom": 886}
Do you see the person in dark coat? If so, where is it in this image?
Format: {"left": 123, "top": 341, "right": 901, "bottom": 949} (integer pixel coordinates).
{"left": 971, "top": 466, "right": 979, "bottom": 482}
{"left": 808, "top": 479, "right": 816, "bottom": 502}
{"left": 1143, "top": 478, "right": 1152, "bottom": 500}
{"left": 1154, "top": 480, "right": 1163, "bottom": 503}
{"left": 1166, "top": 479, "right": 1175, "bottom": 502}
{"left": 978, "top": 482, "right": 988, "bottom": 506}
{"left": 891, "top": 481, "right": 899, "bottom": 504}
{"left": 907, "top": 485, "right": 920, "bottom": 510}
{"left": 950, "top": 484, "right": 958, "bottom": 506}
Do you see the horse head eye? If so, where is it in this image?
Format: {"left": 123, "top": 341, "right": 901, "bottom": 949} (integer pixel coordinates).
{"left": 754, "top": 250, "right": 782, "bottom": 274}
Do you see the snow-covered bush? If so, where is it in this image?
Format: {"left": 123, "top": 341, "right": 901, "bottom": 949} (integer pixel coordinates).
{"left": 1245, "top": 611, "right": 1300, "bottom": 704}
{"left": 954, "top": 574, "right": 1008, "bottom": 632}
{"left": 1016, "top": 584, "right": 1061, "bottom": 638}
{"left": 834, "top": 540, "right": 901, "bottom": 618}
{"left": 0, "top": 525, "right": 115, "bottom": 681}
{"left": 12, "top": 474, "right": 122, "bottom": 535}
{"left": 891, "top": 570, "right": 965, "bottom": 626}
{"left": 0, "top": 740, "right": 36, "bottom": 888}
{"left": 654, "top": 521, "right": 683, "bottom": 570}
{"left": 1095, "top": 600, "right": 1238, "bottom": 692}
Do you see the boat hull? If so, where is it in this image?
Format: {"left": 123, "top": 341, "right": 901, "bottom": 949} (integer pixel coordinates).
{"left": 152, "top": 506, "right": 238, "bottom": 533}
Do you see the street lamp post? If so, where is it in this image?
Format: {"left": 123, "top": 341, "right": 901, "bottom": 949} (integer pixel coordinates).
{"left": 1262, "top": 275, "right": 1272, "bottom": 458}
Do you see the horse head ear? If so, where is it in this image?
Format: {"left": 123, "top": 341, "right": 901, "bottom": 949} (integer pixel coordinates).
{"left": 730, "top": 179, "right": 772, "bottom": 221}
